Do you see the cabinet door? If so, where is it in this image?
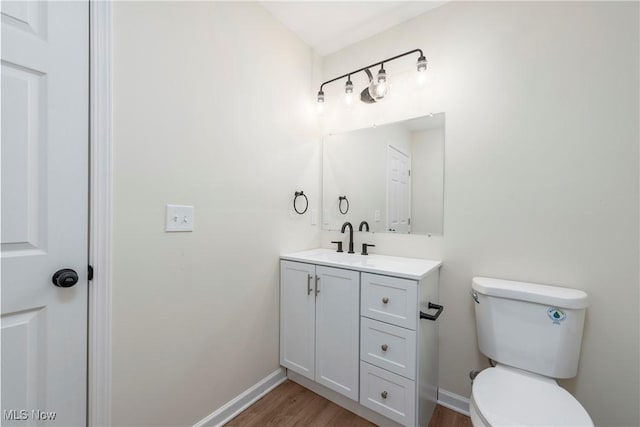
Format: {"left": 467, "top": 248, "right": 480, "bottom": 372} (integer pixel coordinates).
{"left": 280, "top": 260, "right": 316, "bottom": 380}
{"left": 315, "top": 265, "right": 360, "bottom": 401}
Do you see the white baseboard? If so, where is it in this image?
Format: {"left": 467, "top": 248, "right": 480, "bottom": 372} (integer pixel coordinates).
{"left": 437, "top": 389, "right": 470, "bottom": 416}
{"left": 193, "top": 368, "right": 287, "bottom": 427}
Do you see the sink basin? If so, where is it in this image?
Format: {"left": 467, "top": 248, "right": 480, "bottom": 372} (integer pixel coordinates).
{"left": 280, "top": 248, "right": 441, "bottom": 280}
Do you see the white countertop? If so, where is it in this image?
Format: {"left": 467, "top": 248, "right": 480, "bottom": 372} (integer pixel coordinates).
{"left": 280, "top": 248, "right": 441, "bottom": 280}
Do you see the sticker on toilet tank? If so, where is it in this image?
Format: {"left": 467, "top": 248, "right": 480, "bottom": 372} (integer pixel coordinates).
{"left": 547, "top": 308, "right": 566, "bottom": 324}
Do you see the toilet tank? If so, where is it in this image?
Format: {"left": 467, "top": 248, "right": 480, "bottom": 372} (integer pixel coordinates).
{"left": 472, "top": 277, "right": 588, "bottom": 379}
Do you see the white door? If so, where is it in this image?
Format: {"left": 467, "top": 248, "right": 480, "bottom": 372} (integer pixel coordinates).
{"left": 1, "top": 1, "right": 89, "bottom": 425}
{"left": 280, "top": 261, "right": 316, "bottom": 380}
{"left": 387, "top": 145, "right": 411, "bottom": 234}
{"left": 315, "top": 265, "right": 359, "bottom": 401}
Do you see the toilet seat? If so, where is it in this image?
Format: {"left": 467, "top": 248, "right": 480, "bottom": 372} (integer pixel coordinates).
{"left": 471, "top": 365, "right": 593, "bottom": 427}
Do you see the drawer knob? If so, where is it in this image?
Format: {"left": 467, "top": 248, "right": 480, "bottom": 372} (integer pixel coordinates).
{"left": 381, "top": 391, "right": 388, "bottom": 399}
{"left": 381, "top": 344, "right": 388, "bottom": 352}
{"left": 382, "top": 297, "right": 389, "bottom": 304}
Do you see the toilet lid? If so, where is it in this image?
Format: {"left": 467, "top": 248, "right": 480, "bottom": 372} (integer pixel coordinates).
{"left": 472, "top": 366, "right": 593, "bottom": 426}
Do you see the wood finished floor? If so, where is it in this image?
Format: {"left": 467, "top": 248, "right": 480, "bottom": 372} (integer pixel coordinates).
{"left": 225, "top": 380, "right": 472, "bottom": 427}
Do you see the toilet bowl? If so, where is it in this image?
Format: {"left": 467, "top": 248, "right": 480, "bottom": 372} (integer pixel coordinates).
{"left": 469, "top": 365, "right": 593, "bottom": 427}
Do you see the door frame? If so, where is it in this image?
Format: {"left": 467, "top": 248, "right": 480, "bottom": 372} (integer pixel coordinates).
{"left": 88, "top": 1, "right": 112, "bottom": 425}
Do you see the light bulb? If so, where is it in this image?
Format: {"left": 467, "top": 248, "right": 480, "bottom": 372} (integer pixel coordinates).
{"left": 377, "top": 66, "right": 387, "bottom": 84}
{"left": 367, "top": 80, "right": 388, "bottom": 101}
{"left": 372, "top": 66, "right": 388, "bottom": 99}
{"left": 416, "top": 55, "right": 427, "bottom": 86}
{"left": 317, "top": 90, "right": 325, "bottom": 113}
{"left": 416, "top": 55, "right": 427, "bottom": 72}
{"left": 344, "top": 78, "right": 354, "bottom": 106}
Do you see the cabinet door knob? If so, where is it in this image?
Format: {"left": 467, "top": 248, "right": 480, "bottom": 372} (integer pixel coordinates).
{"left": 382, "top": 297, "right": 389, "bottom": 304}
{"left": 381, "top": 344, "right": 388, "bottom": 352}
{"left": 381, "top": 391, "right": 388, "bottom": 399}
{"left": 307, "top": 274, "right": 313, "bottom": 295}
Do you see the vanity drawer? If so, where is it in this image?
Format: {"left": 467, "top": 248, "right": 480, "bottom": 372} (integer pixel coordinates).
{"left": 360, "top": 361, "right": 416, "bottom": 426}
{"left": 361, "top": 317, "right": 416, "bottom": 380}
{"left": 361, "top": 273, "right": 417, "bottom": 330}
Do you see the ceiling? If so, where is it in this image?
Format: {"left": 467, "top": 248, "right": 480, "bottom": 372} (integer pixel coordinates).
{"left": 259, "top": 1, "right": 447, "bottom": 56}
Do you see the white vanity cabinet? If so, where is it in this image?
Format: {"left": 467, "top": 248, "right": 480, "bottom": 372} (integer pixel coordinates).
{"left": 280, "top": 249, "right": 441, "bottom": 427}
{"left": 280, "top": 260, "right": 360, "bottom": 400}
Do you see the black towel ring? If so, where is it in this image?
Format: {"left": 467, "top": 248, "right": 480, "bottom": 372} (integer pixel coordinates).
{"left": 338, "top": 196, "right": 349, "bottom": 215}
{"left": 293, "top": 191, "right": 308, "bottom": 215}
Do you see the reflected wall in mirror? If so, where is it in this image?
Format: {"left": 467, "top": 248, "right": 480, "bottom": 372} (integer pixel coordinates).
{"left": 322, "top": 113, "right": 444, "bottom": 235}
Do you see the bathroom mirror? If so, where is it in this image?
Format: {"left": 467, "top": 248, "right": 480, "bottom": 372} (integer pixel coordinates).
{"left": 322, "top": 113, "right": 444, "bottom": 235}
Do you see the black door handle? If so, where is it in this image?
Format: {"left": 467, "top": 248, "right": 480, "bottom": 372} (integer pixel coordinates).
{"left": 420, "top": 302, "right": 444, "bottom": 321}
{"left": 52, "top": 269, "right": 79, "bottom": 288}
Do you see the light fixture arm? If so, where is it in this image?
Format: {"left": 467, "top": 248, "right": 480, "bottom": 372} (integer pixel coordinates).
{"left": 318, "top": 48, "right": 424, "bottom": 93}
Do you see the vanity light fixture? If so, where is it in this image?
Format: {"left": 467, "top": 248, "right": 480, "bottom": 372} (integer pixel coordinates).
{"left": 316, "top": 49, "right": 427, "bottom": 110}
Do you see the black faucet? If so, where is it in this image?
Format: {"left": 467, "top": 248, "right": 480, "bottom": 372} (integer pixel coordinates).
{"left": 359, "top": 221, "right": 370, "bottom": 232}
{"left": 341, "top": 222, "right": 355, "bottom": 254}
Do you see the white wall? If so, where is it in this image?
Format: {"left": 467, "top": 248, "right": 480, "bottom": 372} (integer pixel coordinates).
{"left": 112, "top": 2, "right": 319, "bottom": 425}
{"left": 320, "top": 2, "right": 639, "bottom": 426}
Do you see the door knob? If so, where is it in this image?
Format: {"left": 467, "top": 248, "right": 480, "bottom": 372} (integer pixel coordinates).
{"left": 52, "top": 269, "right": 79, "bottom": 288}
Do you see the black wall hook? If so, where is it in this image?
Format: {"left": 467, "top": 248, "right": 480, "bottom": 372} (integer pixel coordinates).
{"left": 294, "top": 191, "right": 308, "bottom": 215}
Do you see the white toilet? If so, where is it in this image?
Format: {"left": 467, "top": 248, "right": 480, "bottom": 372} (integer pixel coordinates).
{"left": 469, "top": 277, "right": 594, "bottom": 427}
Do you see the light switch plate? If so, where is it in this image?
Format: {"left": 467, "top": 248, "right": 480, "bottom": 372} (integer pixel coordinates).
{"left": 374, "top": 210, "right": 381, "bottom": 222}
{"left": 310, "top": 209, "right": 318, "bottom": 225}
{"left": 166, "top": 204, "right": 194, "bottom": 232}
